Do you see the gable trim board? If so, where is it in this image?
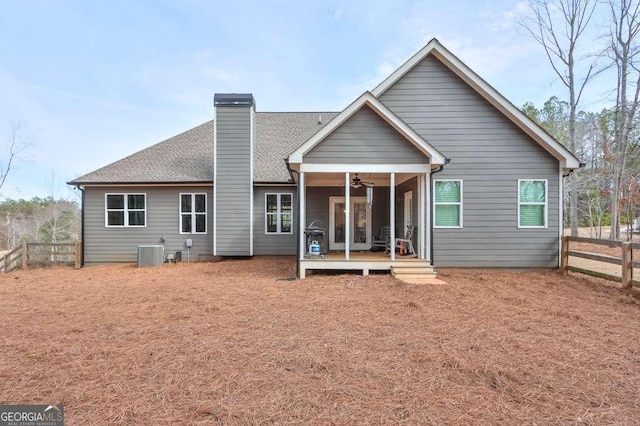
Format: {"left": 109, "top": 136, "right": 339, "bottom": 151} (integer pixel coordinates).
{"left": 372, "top": 38, "right": 580, "bottom": 169}
{"left": 288, "top": 92, "right": 447, "bottom": 166}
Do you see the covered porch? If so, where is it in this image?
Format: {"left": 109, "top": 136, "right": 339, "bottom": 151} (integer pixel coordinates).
{"left": 286, "top": 92, "right": 448, "bottom": 279}
{"left": 297, "top": 168, "right": 433, "bottom": 278}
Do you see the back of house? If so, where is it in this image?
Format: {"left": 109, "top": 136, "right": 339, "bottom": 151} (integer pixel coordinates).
{"left": 69, "top": 39, "right": 580, "bottom": 275}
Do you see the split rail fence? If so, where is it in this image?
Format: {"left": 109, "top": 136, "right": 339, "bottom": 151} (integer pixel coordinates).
{"left": 0, "top": 242, "right": 81, "bottom": 273}
{"left": 561, "top": 236, "right": 638, "bottom": 288}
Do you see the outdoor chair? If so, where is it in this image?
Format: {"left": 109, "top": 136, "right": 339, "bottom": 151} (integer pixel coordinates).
{"left": 387, "top": 225, "right": 416, "bottom": 257}
{"left": 371, "top": 225, "right": 390, "bottom": 252}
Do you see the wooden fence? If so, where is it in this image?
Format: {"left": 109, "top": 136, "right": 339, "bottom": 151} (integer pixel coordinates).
{"left": 0, "top": 242, "right": 81, "bottom": 272}
{"left": 561, "top": 236, "right": 638, "bottom": 288}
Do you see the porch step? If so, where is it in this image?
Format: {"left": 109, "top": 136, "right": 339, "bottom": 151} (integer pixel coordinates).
{"left": 402, "top": 278, "right": 448, "bottom": 285}
{"left": 391, "top": 264, "right": 439, "bottom": 283}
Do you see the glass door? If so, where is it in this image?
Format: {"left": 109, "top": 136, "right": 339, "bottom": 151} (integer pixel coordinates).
{"left": 329, "top": 197, "right": 372, "bottom": 250}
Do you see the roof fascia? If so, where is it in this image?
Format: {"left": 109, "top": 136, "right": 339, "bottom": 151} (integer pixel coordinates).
{"left": 68, "top": 182, "right": 214, "bottom": 187}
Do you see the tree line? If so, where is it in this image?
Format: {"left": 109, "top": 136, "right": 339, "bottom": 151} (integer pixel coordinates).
{"left": 521, "top": 0, "right": 640, "bottom": 240}
{"left": 0, "top": 197, "right": 80, "bottom": 250}
{"left": 523, "top": 97, "right": 640, "bottom": 239}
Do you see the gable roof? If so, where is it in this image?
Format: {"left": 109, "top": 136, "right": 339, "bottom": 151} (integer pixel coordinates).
{"left": 70, "top": 39, "right": 580, "bottom": 187}
{"left": 69, "top": 112, "right": 338, "bottom": 185}
{"left": 70, "top": 121, "right": 215, "bottom": 185}
{"left": 288, "top": 92, "right": 447, "bottom": 165}
{"left": 372, "top": 38, "right": 581, "bottom": 169}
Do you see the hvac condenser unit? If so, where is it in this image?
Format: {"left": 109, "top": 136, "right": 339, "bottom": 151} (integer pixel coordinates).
{"left": 137, "top": 245, "right": 164, "bottom": 267}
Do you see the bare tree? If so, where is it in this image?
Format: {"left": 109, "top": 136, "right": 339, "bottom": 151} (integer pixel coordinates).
{"left": 521, "top": 0, "right": 599, "bottom": 237}
{"left": 606, "top": 0, "right": 640, "bottom": 240}
{"left": 1, "top": 121, "right": 33, "bottom": 193}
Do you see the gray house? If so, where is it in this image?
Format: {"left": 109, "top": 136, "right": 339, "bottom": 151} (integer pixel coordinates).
{"left": 69, "top": 39, "right": 580, "bottom": 279}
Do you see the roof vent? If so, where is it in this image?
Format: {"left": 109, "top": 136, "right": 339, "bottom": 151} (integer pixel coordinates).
{"left": 214, "top": 93, "right": 255, "bottom": 107}
{"left": 318, "top": 114, "right": 322, "bottom": 124}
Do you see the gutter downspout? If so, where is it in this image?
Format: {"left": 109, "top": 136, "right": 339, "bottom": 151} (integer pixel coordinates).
{"left": 429, "top": 158, "right": 451, "bottom": 266}
{"left": 75, "top": 185, "right": 85, "bottom": 267}
{"left": 285, "top": 158, "right": 300, "bottom": 279}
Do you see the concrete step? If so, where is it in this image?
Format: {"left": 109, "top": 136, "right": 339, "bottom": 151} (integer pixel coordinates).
{"left": 402, "top": 278, "right": 448, "bottom": 285}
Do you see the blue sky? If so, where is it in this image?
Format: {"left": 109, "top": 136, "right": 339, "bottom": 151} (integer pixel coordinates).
{"left": 0, "top": 0, "right": 612, "bottom": 200}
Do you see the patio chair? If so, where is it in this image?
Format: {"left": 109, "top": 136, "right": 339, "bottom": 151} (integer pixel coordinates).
{"left": 371, "top": 225, "right": 390, "bottom": 252}
{"left": 387, "top": 225, "right": 416, "bottom": 257}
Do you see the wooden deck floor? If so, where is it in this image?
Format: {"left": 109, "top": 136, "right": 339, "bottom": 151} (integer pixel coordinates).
{"left": 299, "top": 251, "right": 429, "bottom": 278}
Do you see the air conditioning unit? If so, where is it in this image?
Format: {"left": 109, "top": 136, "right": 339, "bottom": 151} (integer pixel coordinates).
{"left": 137, "top": 245, "right": 164, "bottom": 267}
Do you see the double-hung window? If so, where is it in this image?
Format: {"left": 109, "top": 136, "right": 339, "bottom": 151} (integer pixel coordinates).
{"left": 434, "top": 180, "right": 462, "bottom": 228}
{"left": 180, "top": 193, "right": 207, "bottom": 234}
{"left": 518, "top": 179, "right": 547, "bottom": 228}
{"left": 105, "top": 194, "right": 146, "bottom": 227}
{"left": 265, "top": 193, "right": 293, "bottom": 234}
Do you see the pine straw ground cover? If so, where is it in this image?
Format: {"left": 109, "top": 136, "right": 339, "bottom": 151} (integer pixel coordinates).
{"left": 1, "top": 259, "right": 640, "bottom": 425}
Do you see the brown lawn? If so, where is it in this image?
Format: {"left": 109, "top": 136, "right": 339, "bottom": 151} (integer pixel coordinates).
{"left": 1, "top": 258, "right": 640, "bottom": 425}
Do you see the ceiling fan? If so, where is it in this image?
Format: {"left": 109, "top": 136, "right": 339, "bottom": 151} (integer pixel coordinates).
{"left": 350, "top": 173, "right": 374, "bottom": 189}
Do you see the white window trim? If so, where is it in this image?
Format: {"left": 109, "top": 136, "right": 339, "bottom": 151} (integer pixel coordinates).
{"left": 433, "top": 179, "right": 463, "bottom": 229}
{"left": 265, "top": 193, "right": 294, "bottom": 235}
{"left": 179, "top": 193, "right": 207, "bottom": 234}
{"left": 105, "top": 193, "right": 147, "bottom": 228}
{"left": 518, "top": 179, "right": 548, "bottom": 229}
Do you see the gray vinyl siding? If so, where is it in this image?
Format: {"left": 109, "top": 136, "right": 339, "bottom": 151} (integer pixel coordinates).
{"left": 380, "top": 54, "right": 560, "bottom": 267}
{"left": 215, "top": 106, "right": 252, "bottom": 256}
{"left": 253, "top": 186, "right": 297, "bottom": 255}
{"left": 83, "top": 186, "right": 213, "bottom": 263}
{"left": 304, "top": 106, "right": 428, "bottom": 164}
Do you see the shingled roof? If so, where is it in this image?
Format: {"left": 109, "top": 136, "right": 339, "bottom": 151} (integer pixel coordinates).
{"left": 69, "top": 112, "right": 338, "bottom": 185}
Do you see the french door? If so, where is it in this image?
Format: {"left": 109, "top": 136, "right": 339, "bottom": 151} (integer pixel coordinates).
{"left": 329, "top": 197, "right": 372, "bottom": 250}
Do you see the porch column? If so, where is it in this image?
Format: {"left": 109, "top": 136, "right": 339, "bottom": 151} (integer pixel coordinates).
{"left": 424, "top": 171, "right": 431, "bottom": 262}
{"left": 299, "top": 172, "right": 305, "bottom": 261}
{"left": 418, "top": 174, "right": 424, "bottom": 259}
{"left": 390, "top": 172, "right": 396, "bottom": 261}
{"left": 345, "top": 172, "right": 350, "bottom": 260}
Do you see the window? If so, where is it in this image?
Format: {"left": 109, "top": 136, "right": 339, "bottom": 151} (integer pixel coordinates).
{"left": 265, "top": 193, "right": 293, "bottom": 234}
{"left": 518, "top": 179, "right": 547, "bottom": 228}
{"left": 105, "top": 194, "right": 146, "bottom": 227}
{"left": 434, "top": 180, "right": 462, "bottom": 228}
{"left": 180, "top": 193, "right": 207, "bottom": 234}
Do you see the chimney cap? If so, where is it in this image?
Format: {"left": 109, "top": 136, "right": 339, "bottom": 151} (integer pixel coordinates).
{"left": 214, "top": 93, "right": 255, "bottom": 107}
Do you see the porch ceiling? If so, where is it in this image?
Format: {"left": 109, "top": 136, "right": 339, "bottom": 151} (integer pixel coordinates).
{"left": 305, "top": 172, "right": 417, "bottom": 187}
